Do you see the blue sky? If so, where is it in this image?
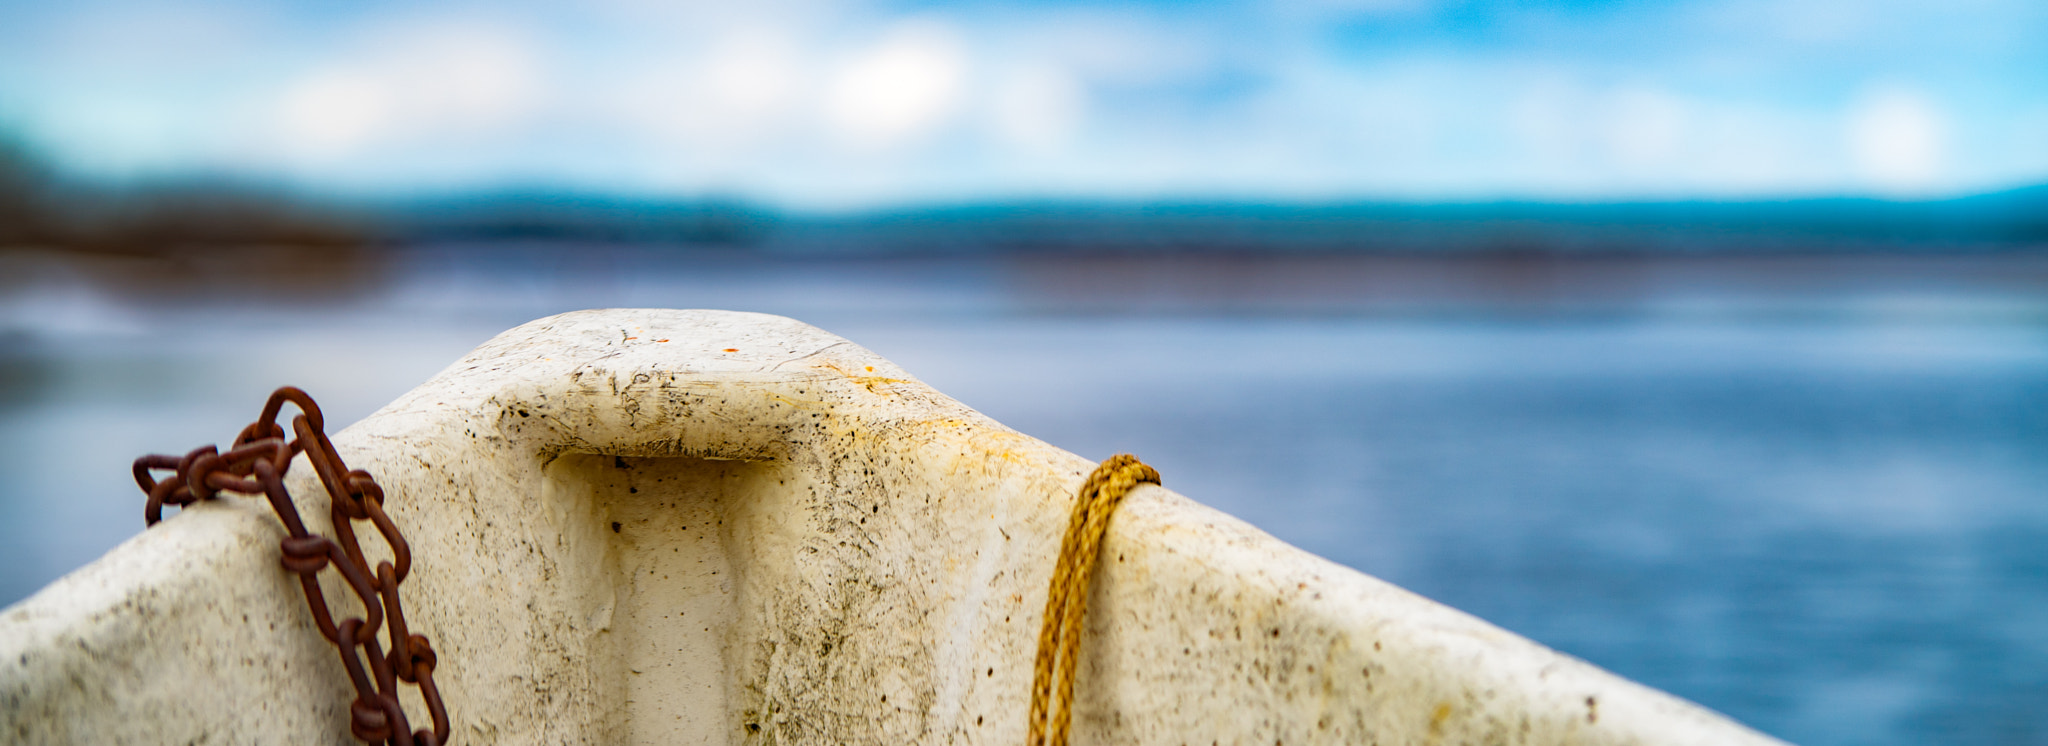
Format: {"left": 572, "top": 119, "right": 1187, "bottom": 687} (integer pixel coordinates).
{"left": 1, "top": 0, "right": 2043, "bottom": 208}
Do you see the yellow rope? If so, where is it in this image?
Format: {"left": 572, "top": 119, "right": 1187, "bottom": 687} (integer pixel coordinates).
{"left": 1028, "top": 454, "right": 1160, "bottom": 746}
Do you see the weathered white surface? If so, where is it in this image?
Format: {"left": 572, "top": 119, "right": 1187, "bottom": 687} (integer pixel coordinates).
{"left": 1, "top": 309, "right": 1788, "bottom": 745}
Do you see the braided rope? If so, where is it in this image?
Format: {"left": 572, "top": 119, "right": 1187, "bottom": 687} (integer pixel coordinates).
{"left": 1028, "top": 454, "right": 1161, "bottom": 746}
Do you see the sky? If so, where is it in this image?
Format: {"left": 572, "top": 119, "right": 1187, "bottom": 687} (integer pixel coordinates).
{"left": 0, "top": 0, "right": 2044, "bottom": 209}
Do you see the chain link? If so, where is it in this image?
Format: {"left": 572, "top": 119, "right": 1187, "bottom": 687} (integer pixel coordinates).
{"left": 134, "top": 386, "right": 451, "bottom": 746}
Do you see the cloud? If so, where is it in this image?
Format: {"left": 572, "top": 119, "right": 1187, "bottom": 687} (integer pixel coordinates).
{"left": 1506, "top": 77, "right": 1583, "bottom": 160}
{"left": 8, "top": 0, "right": 2039, "bottom": 202}
{"left": 33, "top": 1, "right": 275, "bottom": 76}
{"left": 276, "top": 70, "right": 392, "bottom": 156}
{"left": 988, "top": 64, "right": 1087, "bottom": 153}
{"left": 1008, "top": 11, "right": 1229, "bottom": 91}
{"left": 1848, "top": 86, "right": 1947, "bottom": 193}
{"left": 699, "top": 30, "right": 806, "bottom": 131}
{"left": 622, "top": 27, "right": 807, "bottom": 151}
{"left": 270, "top": 21, "right": 546, "bottom": 160}
{"left": 824, "top": 19, "right": 969, "bottom": 151}
{"left": 1603, "top": 87, "right": 1687, "bottom": 168}
{"left": 1687, "top": 103, "right": 1826, "bottom": 193}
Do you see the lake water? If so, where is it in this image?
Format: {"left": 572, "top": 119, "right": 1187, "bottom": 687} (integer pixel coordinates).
{"left": 3, "top": 245, "right": 2046, "bottom": 745}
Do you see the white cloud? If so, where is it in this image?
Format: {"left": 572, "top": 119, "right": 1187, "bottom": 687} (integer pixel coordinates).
{"left": 1506, "top": 77, "right": 1595, "bottom": 167}
{"left": 1352, "top": 77, "right": 1441, "bottom": 163}
{"left": 1687, "top": 104, "right": 1828, "bottom": 193}
{"left": 701, "top": 30, "right": 806, "bottom": 128}
{"left": 1848, "top": 86, "right": 1947, "bottom": 193}
{"left": 1025, "top": 13, "right": 1222, "bottom": 89}
{"left": 988, "top": 64, "right": 1086, "bottom": 153}
{"left": 1604, "top": 87, "right": 1687, "bottom": 168}
{"left": 38, "top": 1, "right": 275, "bottom": 75}
{"left": 269, "top": 21, "right": 546, "bottom": 160}
{"left": 824, "top": 20, "right": 969, "bottom": 151}
{"left": 624, "top": 27, "right": 807, "bottom": 150}
{"left": 407, "top": 27, "right": 543, "bottom": 130}
{"left": 11, "top": 0, "right": 2031, "bottom": 202}
{"left": 1488, "top": 72, "right": 1862, "bottom": 197}
{"left": 276, "top": 70, "right": 393, "bottom": 156}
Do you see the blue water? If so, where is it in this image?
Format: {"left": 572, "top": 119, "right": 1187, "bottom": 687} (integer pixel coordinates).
{"left": 3, "top": 246, "right": 2045, "bottom": 744}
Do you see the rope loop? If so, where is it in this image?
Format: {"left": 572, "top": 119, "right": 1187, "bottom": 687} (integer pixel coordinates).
{"left": 1027, "top": 454, "right": 1159, "bottom": 746}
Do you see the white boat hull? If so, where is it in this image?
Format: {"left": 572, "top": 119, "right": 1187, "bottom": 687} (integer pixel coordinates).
{"left": 1, "top": 309, "right": 1785, "bottom": 745}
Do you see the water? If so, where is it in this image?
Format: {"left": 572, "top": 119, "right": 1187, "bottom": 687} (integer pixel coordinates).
{"left": 4, "top": 245, "right": 2046, "bottom": 744}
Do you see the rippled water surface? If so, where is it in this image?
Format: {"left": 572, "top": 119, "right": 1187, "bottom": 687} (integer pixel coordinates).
{"left": 4, "top": 246, "right": 2045, "bottom": 745}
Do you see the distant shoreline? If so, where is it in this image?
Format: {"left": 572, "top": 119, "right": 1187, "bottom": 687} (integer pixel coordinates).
{"left": 10, "top": 241, "right": 2041, "bottom": 319}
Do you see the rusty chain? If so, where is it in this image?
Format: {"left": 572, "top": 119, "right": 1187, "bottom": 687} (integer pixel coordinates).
{"left": 133, "top": 386, "right": 451, "bottom": 746}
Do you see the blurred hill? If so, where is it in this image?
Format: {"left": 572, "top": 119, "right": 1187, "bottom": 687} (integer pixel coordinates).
{"left": 0, "top": 139, "right": 368, "bottom": 252}
{"left": 752, "top": 191, "right": 2048, "bottom": 256}
{"left": 368, "top": 181, "right": 2048, "bottom": 257}
{"left": 0, "top": 138, "right": 379, "bottom": 299}
{"left": 4, "top": 134, "right": 2045, "bottom": 266}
